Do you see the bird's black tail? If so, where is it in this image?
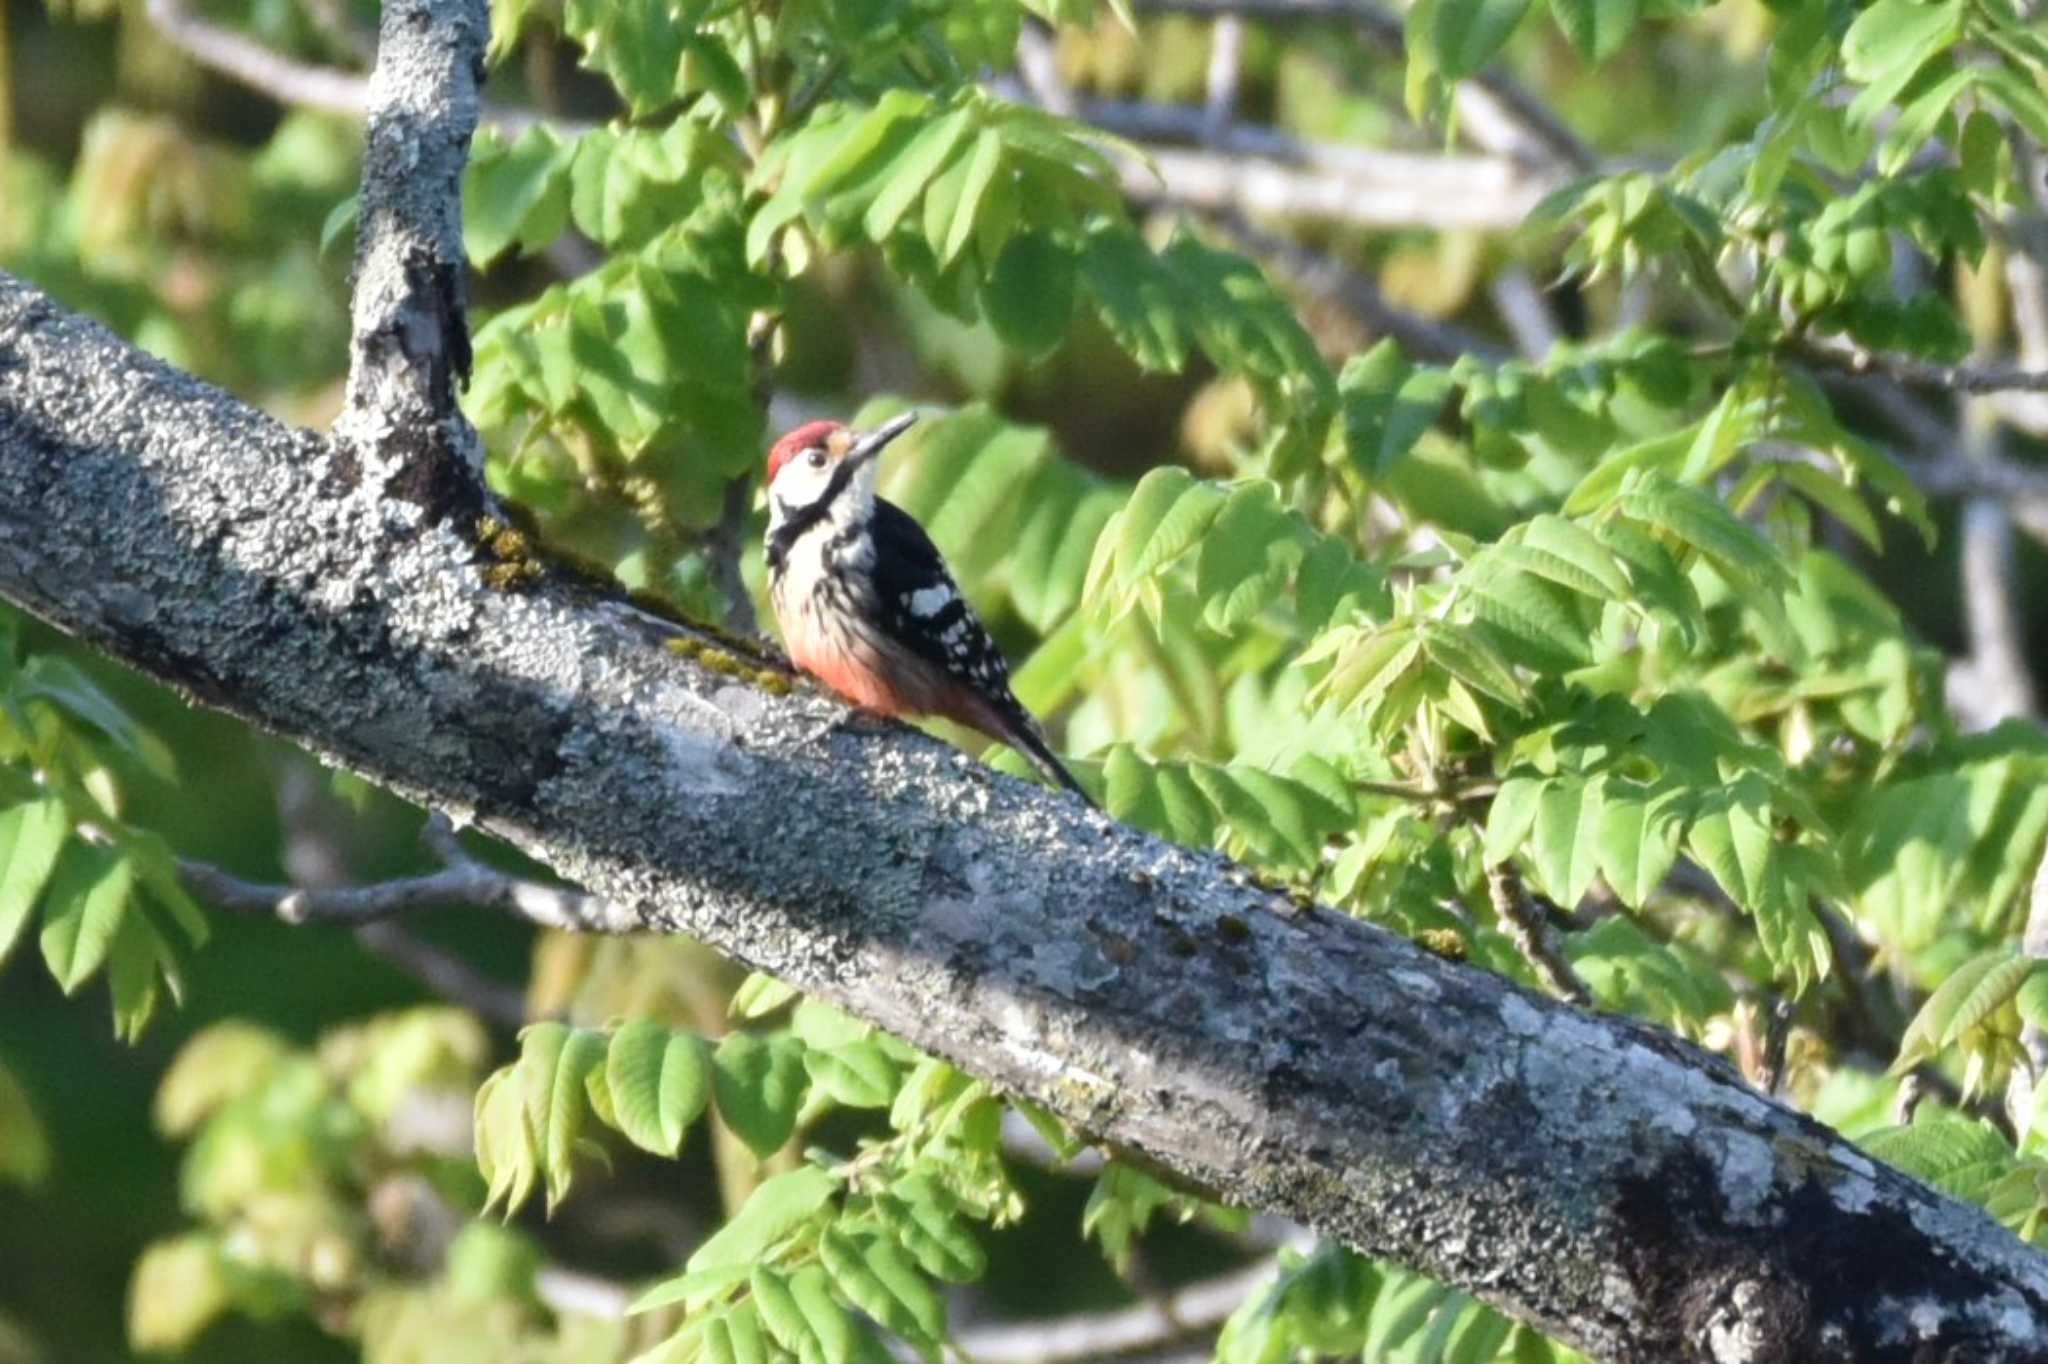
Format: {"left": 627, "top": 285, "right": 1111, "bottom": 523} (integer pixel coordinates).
{"left": 1009, "top": 722, "right": 1096, "bottom": 808}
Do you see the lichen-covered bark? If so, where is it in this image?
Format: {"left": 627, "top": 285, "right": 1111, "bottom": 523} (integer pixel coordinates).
{"left": 331, "top": 0, "right": 489, "bottom": 519}
{"left": 5, "top": 272, "right": 2048, "bottom": 1361}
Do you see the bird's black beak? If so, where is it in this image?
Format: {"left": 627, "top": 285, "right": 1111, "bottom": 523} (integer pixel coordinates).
{"left": 845, "top": 411, "right": 919, "bottom": 470}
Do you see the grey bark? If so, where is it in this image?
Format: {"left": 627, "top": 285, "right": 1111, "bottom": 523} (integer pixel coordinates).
{"left": 331, "top": 0, "right": 490, "bottom": 507}
{"left": 8, "top": 271, "right": 2048, "bottom": 1361}
{"left": 7, "top": 0, "right": 2048, "bottom": 1356}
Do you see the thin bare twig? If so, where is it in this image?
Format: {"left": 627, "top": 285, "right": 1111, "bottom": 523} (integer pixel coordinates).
{"left": 144, "top": 0, "right": 372, "bottom": 116}
{"left": 1488, "top": 265, "right": 1561, "bottom": 360}
{"left": 1484, "top": 863, "right": 1589, "bottom": 1005}
{"left": 353, "top": 920, "right": 531, "bottom": 1027}
{"left": 953, "top": 1247, "right": 1306, "bottom": 1363}
{"left": 1952, "top": 491, "right": 2037, "bottom": 729}
{"left": 179, "top": 825, "right": 636, "bottom": 935}
{"left": 1202, "top": 14, "right": 1246, "bottom": 142}
{"left": 1795, "top": 335, "right": 2048, "bottom": 396}
{"left": 1757, "top": 997, "right": 1794, "bottom": 1098}
{"left": 704, "top": 486, "right": 758, "bottom": 642}
{"left": 144, "top": 0, "right": 585, "bottom": 136}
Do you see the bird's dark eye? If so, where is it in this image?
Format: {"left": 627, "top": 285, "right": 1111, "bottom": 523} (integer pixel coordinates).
{"left": 806, "top": 448, "right": 826, "bottom": 469}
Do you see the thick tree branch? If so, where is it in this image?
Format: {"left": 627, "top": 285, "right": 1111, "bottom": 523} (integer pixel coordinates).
{"left": 7, "top": 271, "right": 2048, "bottom": 1361}
{"left": 1127, "top": 0, "right": 1598, "bottom": 172}
{"left": 1121, "top": 138, "right": 1550, "bottom": 230}
{"left": 10, "top": 0, "right": 2048, "bottom": 1355}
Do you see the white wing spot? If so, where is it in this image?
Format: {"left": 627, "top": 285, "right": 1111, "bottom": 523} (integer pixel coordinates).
{"left": 908, "top": 585, "right": 956, "bottom": 617}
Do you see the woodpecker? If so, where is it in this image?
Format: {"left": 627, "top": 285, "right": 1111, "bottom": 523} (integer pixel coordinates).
{"left": 763, "top": 412, "right": 1091, "bottom": 802}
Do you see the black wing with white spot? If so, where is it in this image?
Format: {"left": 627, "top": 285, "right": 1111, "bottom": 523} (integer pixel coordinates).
{"left": 869, "top": 498, "right": 1015, "bottom": 698}
{"left": 867, "top": 499, "right": 1091, "bottom": 801}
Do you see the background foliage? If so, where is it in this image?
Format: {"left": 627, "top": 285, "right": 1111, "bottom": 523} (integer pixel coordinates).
{"left": 10, "top": 0, "right": 2048, "bottom": 1356}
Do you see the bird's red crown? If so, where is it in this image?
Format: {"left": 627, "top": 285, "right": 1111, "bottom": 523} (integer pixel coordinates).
{"left": 766, "top": 420, "right": 846, "bottom": 483}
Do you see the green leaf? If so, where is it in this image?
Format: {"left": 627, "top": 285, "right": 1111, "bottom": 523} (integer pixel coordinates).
{"left": 805, "top": 1040, "right": 901, "bottom": 1110}
{"left": 1614, "top": 474, "right": 1795, "bottom": 594}
{"left": 475, "top": 1065, "right": 535, "bottom": 1215}
{"left": 1880, "top": 67, "right": 1977, "bottom": 175}
{"left": 1435, "top": 0, "right": 1533, "bottom": 77}
{"left": 1420, "top": 621, "right": 1525, "bottom": 709}
{"left": 1685, "top": 787, "right": 1774, "bottom": 911}
{"left": 628, "top": 1262, "right": 754, "bottom": 1316}
{"left": 1594, "top": 783, "right": 1682, "bottom": 910}
{"left": 1529, "top": 776, "right": 1604, "bottom": 908}
{"left": 688, "top": 1164, "right": 839, "bottom": 1273}
{"left": 465, "top": 123, "right": 575, "bottom": 267}
{"left": 731, "top": 971, "right": 800, "bottom": 1020}
{"left": 679, "top": 34, "right": 750, "bottom": 118}
{"left": 1772, "top": 462, "right": 1883, "bottom": 551}
{"left": 319, "top": 194, "right": 359, "bottom": 259}
{"left": 1549, "top": 0, "right": 1638, "bottom": 63}
{"left": 1376, "top": 368, "right": 1456, "bottom": 477}
{"left": 0, "top": 1058, "right": 51, "bottom": 1189}
{"left": 751, "top": 1267, "right": 810, "bottom": 1356}
{"left": 124, "top": 828, "right": 208, "bottom": 948}
{"left": 1960, "top": 108, "right": 2007, "bottom": 198}
{"left": 712, "top": 1032, "right": 810, "bottom": 1158}
{"left": 154, "top": 1021, "right": 293, "bottom": 1136}
{"left": 879, "top": 1178, "right": 987, "bottom": 1283}
{"left": 1833, "top": 430, "right": 1933, "bottom": 547}
{"left": 1077, "top": 225, "right": 1187, "bottom": 372}
{"left": 863, "top": 107, "right": 975, "bottom": 242}
{"left": 776, "top": 1263, "right": 856, "bottom": 1364}
{"left": 0, "top": 798, "right": 69, "bottom": 968}
{"left": 936, "top": 126, "right": 1004, "bottom": 267}
{"left": 1863, "top": 1117, "right": 2013, "bottom": 1190}
{"left": 1309, "top": 626, "right": 1424, "bottom": 716}
{"left": 1841, "top": 0, "right": 1964, "bottom": 126}
{"left": 1464, "top": 566, "right": 1592, "bottom": 672}
{"left": 17, "top": 656, "right": 176, "bottom": 780}
{"left": 820, "top": 1227, "right": 947, "bottom": 1360}
{"left": 1898, "top": 947, "right": 2027, "bottom": 1070}
{"left": 108, "top": 905, "right": 174, "bottom": 1042}
{"left": 1083, "top": 1164, "right": 1198, "bottom": 1272}
{"left": 1101, "top": 746, "right": 1222, "bottom": 849}
{"left": 1945, "top": 951, "right": 2032, "bottom": 1042}
{"left": 562, "top": 0, "right": 696, "bottom": 116}
{"left": 606, "top": 1021, "right": 711, "bottom": 1157}
{"left": 805, "top": 91, "right": 927, "bottom": 202}
{"left": 1679, "top": 386, "right": 1752, "bottom": 483}
{"left": 792, "top": 999, "right": 872, "bottom": 1051}
{"left": 1485, "top": 776, "right": 1544, "bottom": 866}
{"left": 127, "top": 1235, "right": 230, "bottom": 1352}
{"left": 38, "top": 842, "right": 134, "bottom": 994}
{"left": 1560, "top": 424, "right": 1693, "bottom": 516}
{"left": 1515, "top": 514, "right": 1630, "bottom": 600}
{"left": 982, "top": 231, "right": 1078, "bottom": 359}
{"left": 570, "top": 122, "right": 735, "bottom": 250}
{"left": 1101, "top": 468, "right": 1229, "bottom": 598}
{"left": 1339, "top": 340, "right": 1414, "bottom": 475}
{"left": 519, "top": 1023, "right": 606, "bottom": 1211}
{"left": 2018, "top": 969, "right": 2048, "bottom": 1031}
{"left": 1593, "top": 516, "right": 1703, "bottom": 646}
